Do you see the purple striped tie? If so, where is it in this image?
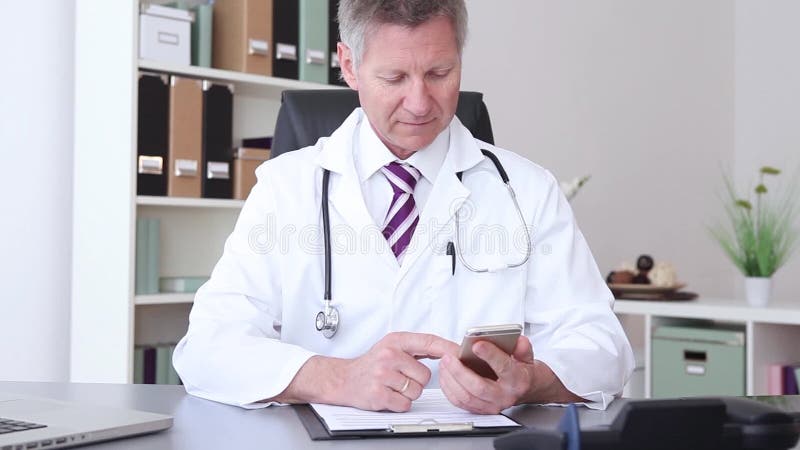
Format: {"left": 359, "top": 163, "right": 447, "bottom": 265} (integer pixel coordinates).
{"left": 381, "top": 162, "right": 421, "bottom": 261}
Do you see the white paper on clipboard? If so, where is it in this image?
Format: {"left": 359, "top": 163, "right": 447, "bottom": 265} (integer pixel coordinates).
{"left": 310, "top": 389, "right": 520, "bottom": 431}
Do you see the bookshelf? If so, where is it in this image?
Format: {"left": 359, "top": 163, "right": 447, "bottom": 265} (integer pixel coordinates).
{"left": 135, "top": 294, "right": 194, "bottom": 306}
{"left": 72, "top": 1, "right": 338, "bottom": 383}
{"left": 615, "top": 297, "right": 800, "bottom": 398}
{"left": 136, "top": 195, "right": 244, "bottom": 209}
{"left": 73, "top": 2, "right": 800, "bottom": 397}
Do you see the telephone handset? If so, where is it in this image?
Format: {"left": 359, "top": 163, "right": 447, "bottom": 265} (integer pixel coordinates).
{"left": 494, "top": 397, "right": 800, "bottom": 450}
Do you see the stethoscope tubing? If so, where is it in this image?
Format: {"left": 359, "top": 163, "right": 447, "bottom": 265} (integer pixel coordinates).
{"left": 316, "top": 149, "right": 532, "bottom": 338}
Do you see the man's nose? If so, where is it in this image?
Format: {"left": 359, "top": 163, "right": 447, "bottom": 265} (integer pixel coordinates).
{"left": 403, "top": 79, "right": 433, "bottom": 118}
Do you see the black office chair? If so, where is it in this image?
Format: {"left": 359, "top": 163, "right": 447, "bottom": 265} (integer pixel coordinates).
{"left": 270, "top": 89, "right": 494, "bottom": 159}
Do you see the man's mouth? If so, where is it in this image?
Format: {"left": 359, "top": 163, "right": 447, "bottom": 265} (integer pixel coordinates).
{"left": 400, "top": 119, "right": 434, "bottom": 126}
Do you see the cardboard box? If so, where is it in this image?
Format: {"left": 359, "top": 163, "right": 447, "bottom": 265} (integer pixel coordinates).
{"left": 233, "top": 147, "right": 270, "bottom": 200}
{"left": 139, "top": 4, "right": 194, "bottom": 65}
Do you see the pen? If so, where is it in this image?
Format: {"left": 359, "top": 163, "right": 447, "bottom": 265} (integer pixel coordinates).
{"left": 446, "top": 241, "right": 455, "bottom": 275}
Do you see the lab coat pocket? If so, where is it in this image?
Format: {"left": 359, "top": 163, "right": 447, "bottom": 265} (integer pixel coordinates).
{"left": 423, "top": 253, "right": 459, "bottom": 337}
{"left": 457, "top": 265, "right": 527, "bottom": 330}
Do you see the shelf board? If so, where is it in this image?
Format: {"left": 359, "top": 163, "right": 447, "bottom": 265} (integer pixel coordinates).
{"left": 135, "top": 293, "right": 194, "bottom": 306}
{"left": 614, "top": 297, "right": 800, "bottom": 325}
{"left": 138, "top": 59, "right": 343, "bottom": 97}
{"left": 136, "top": 196, "right": 244, "bottom": 209}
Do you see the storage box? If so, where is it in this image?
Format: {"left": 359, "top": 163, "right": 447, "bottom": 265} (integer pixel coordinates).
{"left": 651, "top": 324, "right": 745, "bottom": 398}
{"left": 140, "top": 4, "right": 194, "bottom": 65}
{"left": 233, "top": 147, "right": 271, "bottom": 200}
{"left": 212, "top": 0, "right": 273, "bottom": 75}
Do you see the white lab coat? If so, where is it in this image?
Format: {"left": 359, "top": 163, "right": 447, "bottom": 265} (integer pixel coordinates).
{"left": 173, "top": 108, "right": 634, "bottom": 410}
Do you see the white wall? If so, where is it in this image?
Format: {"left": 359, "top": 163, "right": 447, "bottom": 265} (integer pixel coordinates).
{"left": 735, "top": 0, "right": 800, "bottom": 301}
{"left": 2, "top": 1, "right": 799, "bottom": 382}
{"left": 462, "top": 0, "right": 739, "bottom": 298}
{"left": 0, "top": 2, "right": 74, "bottom": 381}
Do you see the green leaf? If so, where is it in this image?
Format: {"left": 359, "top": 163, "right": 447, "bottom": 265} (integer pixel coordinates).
{"left": 761, "top": 166, "right": 781, "bottom": 175}
{"left": 710, "top": 166, "right": 800, "bottom": 278}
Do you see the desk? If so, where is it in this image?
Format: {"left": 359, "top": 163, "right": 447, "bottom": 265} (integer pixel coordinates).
{"left": 2, "top": 382, "right": 797, "bottom": 449}
{"left": 0, "top": 382, "right": 627, "bottom": 449}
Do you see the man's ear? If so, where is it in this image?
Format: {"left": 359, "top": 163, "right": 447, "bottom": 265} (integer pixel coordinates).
{"left": 337, "top": 42, "right": 358, "bottom": 90}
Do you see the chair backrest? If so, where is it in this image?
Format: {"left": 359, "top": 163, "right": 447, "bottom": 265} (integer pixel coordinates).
{"left": 270, "top": 89, "right": 494, "bottom": 159}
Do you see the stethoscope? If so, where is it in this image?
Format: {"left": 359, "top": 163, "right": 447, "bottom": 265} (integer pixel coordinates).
{"left": 315, "top": 149, "right": 532, "bottom": 338}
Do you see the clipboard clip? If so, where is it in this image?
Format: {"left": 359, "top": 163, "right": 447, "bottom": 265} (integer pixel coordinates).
{"left": 389, "top": 419, "right": 474, "bottom": 433}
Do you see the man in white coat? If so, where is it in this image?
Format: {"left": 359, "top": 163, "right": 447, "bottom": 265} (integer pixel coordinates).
{"left": 173, "top": 0, "right": 634, "bottom": 414}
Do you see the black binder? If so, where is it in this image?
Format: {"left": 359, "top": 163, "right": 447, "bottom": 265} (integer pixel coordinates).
{"left": 272, "top": 0, "right": 299, "bottom": 79}
{"left": 201, "top": 81, "right": 234, "bottom": 199}
{"left": 327, "top": 0, "right": 346, "bottom": 86}
{"left": 137, "top": 72, "right": 169, "bottom": 196}
{"left": 293, "top": 404, "right": 521, "bottom": 440}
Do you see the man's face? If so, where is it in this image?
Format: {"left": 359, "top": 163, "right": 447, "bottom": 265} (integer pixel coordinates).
{"left": 339, "top": 16, "right": 462, "bottom": 159}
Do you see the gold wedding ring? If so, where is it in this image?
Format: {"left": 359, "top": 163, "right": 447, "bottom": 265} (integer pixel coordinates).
{"left": 399, "top": 377, "right": 410, "bottom": 394}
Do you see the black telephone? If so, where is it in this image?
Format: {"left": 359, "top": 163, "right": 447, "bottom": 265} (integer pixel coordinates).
{"left": 494, "top": 397, "right": 800, "bottom": 450}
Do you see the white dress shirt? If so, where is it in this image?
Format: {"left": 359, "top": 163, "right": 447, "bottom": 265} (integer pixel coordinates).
{"left": 353, "top": 118, "right": 449, "bottom": 232}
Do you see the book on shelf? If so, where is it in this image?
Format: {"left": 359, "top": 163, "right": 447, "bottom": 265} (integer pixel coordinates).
{"left": 137, "top": 73, "right": 169, "bottom": 196}
{"left": 328, "top": 0, "right": 346, "bottom": 86}
{"left": 167, "top": 75, "right": 203, "bottom": 198}
{"left": 233, "top": 147, "right": 271, "bottom": 200}
{"left": 134, "top": 343, "right": 182, "bottom": 385}
{"left": 192, "top": 3, "right": 213, "bottom": 67}
{"left": 201, "top": 81, "right": 234, "bottom": 199}
{"left": 159, "top": 276, "right": 209, "bottom": 293}
{"left": 272, "top": 0, "right": 299, "bottom": 79}
{"left": 298, "top": 0, "right": 328, "bottom": 83}
{"left": 766, "top": 363, "right": 800, "bottom": 394}
{"left": 213, "top": 0, "right": 273, "bottom": 76}
{"left": 135, "top": 218, "right": 161, "bottom": 295}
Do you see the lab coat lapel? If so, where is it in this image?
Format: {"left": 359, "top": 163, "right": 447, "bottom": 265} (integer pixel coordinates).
{"left": 397, "top": 121, "right": 485, "bottom": 280}
{"left": 315, "top": 110, "right": 397, "bottom": 270}
{"left": 315, "top": 110, "right": 373, "bottom": 233}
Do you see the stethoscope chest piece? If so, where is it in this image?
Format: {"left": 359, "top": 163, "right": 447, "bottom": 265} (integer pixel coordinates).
{"left": 315, "top": 301, "right": 339, "bottom": 339}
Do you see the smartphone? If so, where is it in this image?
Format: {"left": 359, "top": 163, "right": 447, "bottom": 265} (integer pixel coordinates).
{"left": 458, "top": 324, "right": 523, "bottom": 380}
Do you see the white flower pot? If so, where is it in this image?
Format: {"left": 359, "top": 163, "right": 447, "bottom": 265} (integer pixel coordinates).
{"left": 745, "top": 277, "right": 772, "bottom": 307}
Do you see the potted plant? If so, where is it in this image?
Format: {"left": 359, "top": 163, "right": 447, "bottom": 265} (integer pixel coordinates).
{"left": 709, "top": 166, "right": 799, "bottom": 306}
{"left": 561, "top": 175, "right": 591, "bottom": 202}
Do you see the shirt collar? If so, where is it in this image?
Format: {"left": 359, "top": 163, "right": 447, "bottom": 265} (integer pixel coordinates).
{"left": 354, "top": 113, "right": 450, "bottom": 185}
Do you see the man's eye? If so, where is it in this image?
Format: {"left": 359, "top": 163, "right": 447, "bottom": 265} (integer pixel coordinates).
{"left": 382, "top": 75, "right": 404, "bottom": 83}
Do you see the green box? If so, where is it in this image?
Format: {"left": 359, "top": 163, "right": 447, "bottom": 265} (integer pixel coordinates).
{"left": 651, "top": 325, "right": 745, "bottom": 398}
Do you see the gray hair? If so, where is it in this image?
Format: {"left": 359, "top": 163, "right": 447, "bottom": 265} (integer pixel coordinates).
{"left": 337, "top": 0, "right": 468, "bottom": 68}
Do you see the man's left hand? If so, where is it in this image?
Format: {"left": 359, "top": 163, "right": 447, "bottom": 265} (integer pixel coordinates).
{"left": 439, "top": 336, "right": 583, "bottom": 414}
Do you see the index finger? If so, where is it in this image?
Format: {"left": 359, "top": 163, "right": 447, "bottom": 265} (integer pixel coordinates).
{"left": 388, "top": 332, "right": 460, "bottom": 359}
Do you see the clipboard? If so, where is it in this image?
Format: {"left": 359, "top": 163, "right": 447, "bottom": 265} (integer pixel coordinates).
{"left": 293, "top": 404, "right": 523, "bottom": 440}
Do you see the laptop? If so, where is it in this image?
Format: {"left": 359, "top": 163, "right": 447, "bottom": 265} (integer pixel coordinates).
{"left": 0, "top": 392, "right": 172, "bottom": 449}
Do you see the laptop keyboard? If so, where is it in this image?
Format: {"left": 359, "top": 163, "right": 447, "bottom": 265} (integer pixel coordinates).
{"left": 0, "top": 417, "right": 47, "bottom": 434}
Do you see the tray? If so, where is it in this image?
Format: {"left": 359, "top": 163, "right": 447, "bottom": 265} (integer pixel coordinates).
{"left": 608, "top": 283, "right": 693, "bottom": 301}
{"left": 608, "top": 283, "right": 686, "bottom": 294}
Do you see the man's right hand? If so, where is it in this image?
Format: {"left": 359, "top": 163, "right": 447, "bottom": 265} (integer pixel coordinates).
{"left": 270, "top": 332, "right": 458, "bottom": 412}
